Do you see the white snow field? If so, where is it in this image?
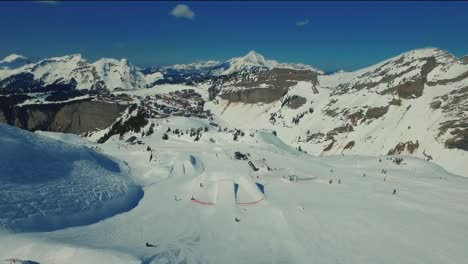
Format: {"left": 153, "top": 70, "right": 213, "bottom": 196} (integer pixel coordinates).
{"left": 1, "top": 118, "right": 468, "bottom": 264}
{"left": 0, "top": 124, "right": 143, "bottom": 232}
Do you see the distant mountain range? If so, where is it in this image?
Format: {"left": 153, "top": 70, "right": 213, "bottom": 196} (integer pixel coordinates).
{"left": 0, "top": 48, "right": 467, "bottom": 176}
{"left": 0, "top": 51, "right": 320, "bottom": 92}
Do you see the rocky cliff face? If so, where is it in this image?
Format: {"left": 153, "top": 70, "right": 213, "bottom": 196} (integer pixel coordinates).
{"left": 216, "top": 68, "right": 319, "bottom": 104}
{"left": 0, "top": 99, "right": 126, "bottom": 134}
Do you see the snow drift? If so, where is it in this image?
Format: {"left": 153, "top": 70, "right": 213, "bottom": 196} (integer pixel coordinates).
{"left": 0, "top": 124, "right": 143, "bottom": 232}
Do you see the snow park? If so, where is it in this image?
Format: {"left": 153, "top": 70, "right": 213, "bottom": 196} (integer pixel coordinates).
{"left": 1, "top": 1, "right": 468, "bottom": 264}
{"left": 1, "top": 114, "right": 468, "bottom": 264}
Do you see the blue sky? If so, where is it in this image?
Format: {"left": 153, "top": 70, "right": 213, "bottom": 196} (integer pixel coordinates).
{"left": 1, "top": 1, "right": 468, "bottom": 72}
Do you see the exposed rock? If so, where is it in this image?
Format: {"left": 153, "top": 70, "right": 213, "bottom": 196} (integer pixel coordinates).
{"left": 365, "top": 106, "right": 389, "bottom": 119}
{"left": 282, "top": 95, "right": 306, "bottom": 109}
{"left": 387, "top": 141, "right": 419, "bottom": 155}
{"left": 217, "top": 68, "right": 318, "bottom": 104}
{"left": 389, "top": 98, "right": 402, "bottom": 106}
{"left": 445, "top": 128, "right": 468, "bottom": 151}
{"left": 462, "top": 56, "right": 468, "bottom": 64}
{"left": 328, "top": 124, "right": 354, "bottom": 136}
{"left": 323, "top": 107, "right": 339, "bottom": 117}
{"left": 51, "top": 101, "right": 126, "bottom": 134}
{"left": 304, "top": 132, "right": 325, "bottom": 143}
{"left": 219, "top": 86, "right": 289, "bottom": 104}
{"left": 323, "top": 139, "right": 335, "bottom": 152}
{"left": 348, "top": 110, "right": 365, "bottom": 125}
{"left": 344, "top": 141, "right": 355, "bottom": 149}
{"left": 430, "top": 100, "right": 442, "bottom": 109}
{"left": 0, "top": 100, "right": 126, "bottom": 134}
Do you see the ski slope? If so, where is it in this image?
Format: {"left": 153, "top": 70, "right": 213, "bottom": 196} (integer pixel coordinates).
{"left": 1, "top": 118, "right": 468, "bottom": 264}
{"left": 0, "top": 124, "right": 143, "bottom": 232}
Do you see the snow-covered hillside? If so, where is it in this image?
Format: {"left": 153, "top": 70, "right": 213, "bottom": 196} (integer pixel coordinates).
{"left": 207, "top": 48, "right": 468, "bottom": 177}
{"left": 1, "top": 116, "right": 467, "bottom": 264}
{"left": 0, "top": 123, "right": 143, "bottom": 232}
{"left": 0, "top": 54, "right": 147, "bottom": 92}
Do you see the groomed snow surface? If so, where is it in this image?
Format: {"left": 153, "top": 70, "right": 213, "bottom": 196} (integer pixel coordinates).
{"left": 0, "top": 124, "right": 143, "bottom": 232}
{"left": 1, "top": 118, "right": 468, "bottom": 264}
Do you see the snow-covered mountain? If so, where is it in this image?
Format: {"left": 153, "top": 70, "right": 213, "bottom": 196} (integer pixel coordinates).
{"left": 0, "top": 51, "right": 319, "bottom": 93}
{"left": 0, "top": 54, "right": 147, "bottom": 92}
{"left": 209, "top": 50, "right": 321, "bottom": 76}
{"left": 1, "top": 48, "right": 468, "bottom": 264}
{"left": 0, "top": 48, "right": 466, "bottom": 177}
{"left": 207, "top": 47, "right": 468, "bottom": 177}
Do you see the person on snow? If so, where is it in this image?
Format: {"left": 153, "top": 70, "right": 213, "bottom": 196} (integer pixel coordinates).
{"left": 235, "top": 217, "right": 240, "bottom": 222}
{"left": 146, "top": 242, "right": 157, "bottom": 247}
{"left": 338, "top": 179, "right": 341, "bottom": 184}
{"left": 393, "top": 189, "right": 397, "bottom": 195}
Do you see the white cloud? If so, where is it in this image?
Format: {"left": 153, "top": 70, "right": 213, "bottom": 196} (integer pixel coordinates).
{"left": 296, "top": 19, "right": 310, "bottom": 27}
{"left": 170, "top": 4, "right": 195, "bottom": 20}
{"left": 36, "top": 1, "right": 60, "bottom": 5}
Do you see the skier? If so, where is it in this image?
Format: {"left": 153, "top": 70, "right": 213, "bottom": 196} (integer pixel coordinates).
{"left": 146, "top": 242, "right": 157, "bottom": 248}
{"left": 200, "top": 183, "right": 204, "bottom": 188}
{"left": 393, "top": 189, "right": 397, "bottom": 195}
{"left": 338, "top": 179, "right": 341, "bottom": 184}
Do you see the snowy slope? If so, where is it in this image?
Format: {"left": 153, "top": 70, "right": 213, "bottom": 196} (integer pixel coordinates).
{"left": 0, "top": 123, "right": 143, "bottom": 232}
{"left": 1, "top": 116, "right": 467, "bottom": 264}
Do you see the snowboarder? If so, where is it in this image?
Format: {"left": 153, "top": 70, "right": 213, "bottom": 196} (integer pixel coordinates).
{"left": 146, "top": 242, "right": 158, "bottom": 248}
{"left": 235, "top": 217, "right": 240, "bottom": 222}
{"left": 393, "top": 189, "right": 397, "bottom": 195}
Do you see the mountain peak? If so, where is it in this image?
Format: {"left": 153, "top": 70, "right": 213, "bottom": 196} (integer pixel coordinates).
{"left": 242, "top": 50, "right": 267, "bottom": 65}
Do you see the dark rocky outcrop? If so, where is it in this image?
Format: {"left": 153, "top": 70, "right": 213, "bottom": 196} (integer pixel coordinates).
{"left": 344, "top": 141, "right": 355, "bottom": 149}
{"left": 0, "top": 100, "right": 126, "bottom": 134}
{"left": 217, "top": 68, "right": 318, "bottom": 104}
{"left": 388, "top": 141, "right": 419, "bottom": 155}
{"left": 365, "top": 106, "right": 389, "bottom": 119}
{"left": 445, "top": 128, "right": 468, "bottom": 151}
{"left": 282, "top": 95, "right": 307, "bottom": 109}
